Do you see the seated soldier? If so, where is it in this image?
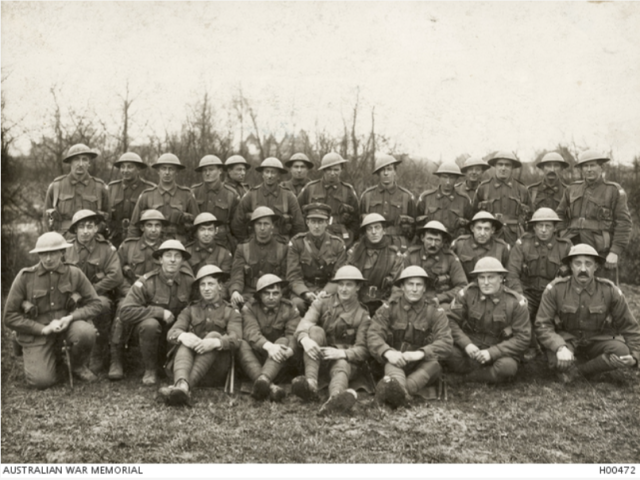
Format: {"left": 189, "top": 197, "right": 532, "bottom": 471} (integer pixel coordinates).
{"left": 367, "top": 266, "right": 453, "bottom": 408}
{"left": 185, "top": 213, "right": 233, "bottom": 276}
{"left": 3, "top": 232, "right": 102, "bottom": 387}
{"left": 452, "top": 211, "right": 510, "bottom": 280}
{"left": 159, "top": 265, "right": 242, "bottom": 405}
{"left": 293, "top": 266, "right": 371, "bottom": 415}
{"left": 535, "top": 244, "right": 640, "bottom": 383}
{"left": 445, "top": 257, "right": 530, "bottom": 383}
{"left": 238, "top": 274, "right": 300, "bottom": 402}
{"left": 287, "top": 203, "right": 347, "bottom": 315}
{"left": 120, "top": 240, "right": 195, "bottom": 385}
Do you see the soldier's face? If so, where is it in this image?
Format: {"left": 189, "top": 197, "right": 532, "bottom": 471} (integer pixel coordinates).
{"left": 471, "top": 221, "right": 495, "bottom": 245}
{"left": 323, "top": 165, "right": 342, "bottom": 184}
{"left": 39, "top": 250, "right": 65, "bottom": 271}
{"left": 401, "top": 278, "right": 426, "bottom": 303}
{"left": 465, "top": 166, "right": 484, "bottom": 182}
{"left": 365, "top": 223, "right": 385, "bottom": 244}
{"left": 69, "top": 155, "right": 92, "bottom": 178}
{"left": 199, "top": 276, "right": 221, "bottom": 302}
{"left": 494, "top": 160, "right": 514, "bottom": 180}
{"left": 202, "top": 166, "right": 222, "bottom": 184}
{"left": 533, "top": 221, "right": 555, "bottom": 242}
{"left": 290, "top": 161, "right": 310, "bottom": 180}
{"left": 580, "top": 160, "right": 603, "bottom": 183}
{"left": 570, "top": 255, "right": 597, "bottom": 285}
{"left": 161, "top": 250, "right": 183, "bottom": 275}
{"left": 378, "top": 165, "right": 396, "bottom": 186}
{"left": 76, "top": 220, "right": 98, "bottom": 244}
{"left": 261, "top": 167, "right": 280, "bottom": 186}
{"left": 196, "top": 224, "right": 217, "bottom": 245}
{"left": 337, "top": 280, "right": 360, "bottom": 301}
{"left": 476, "top": 273, "right": 503, "bottom": 295}
{"left": 142, "top": 220, "right": 163, "bottom": 243}
{"left": 260, "top": 285, "right": 282, "bottom": 309}
{"left": 119, "top": 162, "right": 140, "bottom": 182}
{"left": 253, "top": 218, "right": 274, "bottom": 242}
{"left": 227, "top": 165, "right": 246, "bottom": 183}
{"left": 438, "top": 174, "right": 457, "bottom": 193}
{"left": 306, "top": 217, "right": 328, "bottom": 237}
{"left": 541, "top": 162, "right": 563, "bottom": 178}
{"left": 423, "top": 232, "right": 444, "bottom": 254}
{"left": 157, "top": 165, "right": 178, "bottom": 184}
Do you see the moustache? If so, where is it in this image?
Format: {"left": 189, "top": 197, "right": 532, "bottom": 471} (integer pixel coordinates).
{"left": 578, "top": 272, "right": 589, "bottom": 277}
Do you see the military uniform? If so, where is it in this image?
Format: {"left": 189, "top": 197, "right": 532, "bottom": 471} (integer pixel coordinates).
{"left": 298, "top": 179, "right": 360, "bottom": 248}
{"left": 528, "top": 180, "right": 567, "bottom": 212}
{"left": 108, "top": 177, "right": 156, "bottom": 248}
{"left": 191, "top": 180, "right": 241, "bottom": 252}
{"left": 445, "top": 283, "right": 531, "bottom": 382}
{"left": 44, "top": 174, "right": 110, "bottom": 236}
{"left": 454, "top": 180, "right": 479, "bottom": 202}
{"left": 281, "top": 178, "right": 310, "bottom": 196}
{"left": 3, "top": 262, "right": 101, "bottom": 388}
{"left": 185, "top": 240, "right": 233, "bottom": 277}
{"left": 224, "top": 179, "right": 250, "bottom": 198}
{"left": 416, "top": 186, "right": 473, "bottom": 240}
{"left": 473, "top": 176, "right": 531, "bottom": 246}
{"left": 452, "top": 235, "right": 510, "bottom": 280}
{"left": 117, "top": 237, "right": 161, "bottom": 294}
{"left": 231, "top": 184, "right": 305, "bottom": 243}
{"left": 360, "top": 183, "right": 416, "bottom": 248}
{"left": 127, "top": 183, "right": 200, "bottom": 244}
{"left": 535, "top": 276, "right": 640, "bottom": 375}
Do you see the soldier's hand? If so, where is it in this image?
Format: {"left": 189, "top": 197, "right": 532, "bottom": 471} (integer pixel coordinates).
{"left": 65, "top": 292, "right": 83, "bottom": 311}
{"left": 264, "top": 342, "right": 288, "bottom": 363}
{"left": 178, "top": 332, "right": 201, "bottom": 349}
{"left": 610, "top": 354, "right": 636, "bottom": 369}
{"left": 163, "top": 309, "right": 175, "bottom": 325}
{"left": 122, "top": 265, "right": 136, "bottom": 282}
{"left": 464, "top": 344, "right": 480, "bottom": 359}
{"left": 44, "top": 319, "right": 63, "bottom": 335}
{"left": 304, "top": 292, "right": 317, "bottom": 304}
{"left": 384, "top": 350, "right": 406, "bottom": 367}
{"left": 195, "top": 337, "right": 221, "bottom": 354}
{"left": 231, "top": 291, "right": 245, "bottom": 309}
{"left": 605, "top": 252, "right": 619, "bottom": 270}
{"left": 556, "top": 345, "right": 574, "bottom": 370}
{"left": 300, "top": 337, "right": 322, "bottom": 361}
{"left": 321, "top": 347, "right": 346, "bottom": 361}
{"left": 401, "top": 351, "right": 425, "bottom": 363}
{"left": 476, "top": 349, "right": 491, "bottom": 364}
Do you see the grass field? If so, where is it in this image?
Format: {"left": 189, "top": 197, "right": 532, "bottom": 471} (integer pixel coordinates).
{"left": 2, "top": 286, "right": 640, "bottom": 464}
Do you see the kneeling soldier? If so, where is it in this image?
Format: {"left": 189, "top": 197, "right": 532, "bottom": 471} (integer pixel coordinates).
{"left": 238, "top": 274, "right": 300, "bottom": 402}
{"left": 445, "top": 257, "right": 530, "bottom": 383}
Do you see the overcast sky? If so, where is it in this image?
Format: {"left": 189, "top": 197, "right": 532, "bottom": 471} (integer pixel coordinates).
{"left": 2, "top": 2, "right": 640, "bottom": 164}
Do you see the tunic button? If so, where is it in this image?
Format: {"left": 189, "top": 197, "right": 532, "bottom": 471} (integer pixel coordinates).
{"left": 51, "top": 302, "right": 55, "bottom": 306}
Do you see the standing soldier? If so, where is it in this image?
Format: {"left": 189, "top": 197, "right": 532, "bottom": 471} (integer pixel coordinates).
{"left": 287, "top": 203, "right": 347, "bottom": 315}
{"left": 528, "top": 152, "right": 569, "bottom": 212}
{"left": 473, "top": 151, "right": 531, "bottom": 246}
{"left": 127, "top": 153, "right": 200, "bottom": 244}
{"left": 455, "top": 156, "right": 491, "bottom": 202}
{"left": 44, "top": 143, "right": 110, "bottom": 237}
{"left": 231, "top": 157, "right": 305, "bottom": 244}
{"left": 452, "top": 211, "right": 510, "bottom": 280}
{"left": 3, "top": 232, "right": 102, "bottom": 387}
{"left": 191, "top": 155, "right": 241, "bottom": 252}
{"left": 282, "top": 153, "right": 314, "bottom": 196}
{"left": 224, "top": 154, "right": 252, "bottom": 198}
{"left": 107, "top": 152, "right": 155, "bottom": 248}
{"left": 417, "top": 162, "right": 472, "bottom": 240}
{"left": 360, "top": 153, "right": 416, "bottom": 250}
{"left": 445, "top": 258, "right": 530, "bottom": 384}
{"left": 298, "top": 152, "right": 360, "bottom": 248}
{"left": 555, "top": 150, "right": 632, "bottom": 279}
{"left": 185, "top": 213, "right": 233, "bottom": 277}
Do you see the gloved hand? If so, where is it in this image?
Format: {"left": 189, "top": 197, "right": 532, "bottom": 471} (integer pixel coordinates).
{"left": 300, "top": 337, "right": 322, "bottom": 361}
{"left": 231, "top": 291, "right": 245, "bottom": 309}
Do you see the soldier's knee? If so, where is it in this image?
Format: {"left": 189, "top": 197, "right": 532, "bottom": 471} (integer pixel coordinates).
{"left": 67, "top": 321, "right": 97, "bottom": 351}
{"left": 28, "top": 372, "right": 58, "bottom": 390}
{"left": 602, "top": 340, "right": 630, "bottom": 358}
{"left": 238, "top": 340, "right": 253, "bottom": 355}
{"left": 98, "top": 296, "right": 113, "bottom": 312}
{"left": 138, "top": 318, "right": 161, "bottom": 339}
{"left": 203, "top": 331, "right": 222, "bottom": 340}
{"left": 494, "top": 357, "right": 518, "bottom": 378}
{"left": 274, "top": 337, "right": 289, "bottom": 346}
{"left": 308, "top": 326, "right": 326, "bottom": 345}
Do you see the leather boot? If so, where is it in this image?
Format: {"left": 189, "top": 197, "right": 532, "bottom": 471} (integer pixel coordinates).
{"left": 108, "top": 343, "right": 124, "bottom": 381}
{"left": 578, "top": 354, "right": 613, "bottom": 377}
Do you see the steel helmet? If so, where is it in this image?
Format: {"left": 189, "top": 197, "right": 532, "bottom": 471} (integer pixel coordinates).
{"left": 537, "top": 152, "right": 568, "bottom": 169}
{"left": 30, "top": 232, "right": 73, "bottom": 254}
{"left": 152, "top": 153, "right": 185, "bottom": 170}
{"left": 373, "top": 153, "right": 401, "bottom": 174}
{"left": 256, "top": 157, "right": 287, "bottom": 174}
{"left": 562, "top": 243, "right": 605, "bottom": 264}
{"left": 195, "top": 155, "right": 224, "bottom": 172}
{"left": 576, "top": 149, "right": 610, "bottom": 167}
{"left": 434, "top": 162, "right": 463, "bottom": 177}
{"left": 487, "top": 151, "right": 522, "bottom": 168}
{"left": 461, "top": 156, "right": 490, "bottom": 173}
{"left": 285, "top": 153, "right": 314, "bottom": 169}
{"left": 195, "top": 264, "right": 225, "bottom": 282}
{"left": 69, "top": 209, "right": 104, "bottom": 233}
{"left": 331, "top": 265, "right": 366, "bottom": 282}
{"left": 360, "top": 213, "right": 387, "bottom": 230}
{"left": 255, "top": 274, "right": 287, "bottom": 293}
{"left": 395, "top": 266, "right": 431, "bottom": 285}
{"left": 114, "top": 152, "right": 147, "bottom": 169}
{"left": 470, "top": 211, "right": 503, "bottom": 232}
{"left": 224, "top": 154, "right": 251, "bottom": 170}
{"left": 152, "top": 239, "right": 191, "bottom": 260}
{"left": 303, "top": 202, "right": 331, "bottom": 220}
{"left": 193, "top": 212, "right": 221, "bottom": 228}
{"left": 63, "top": 143, "right": 99, "bottom": 163}
{"left": 470, "top": 257, "right": 508, "bottom": 275}
{"left": 416, "top": 220, "right": 451, "bottom": 239}
{"left": 138, "top": 209, "right": 168, "bottom": 227}
{"left": 528, "top": 208, "right": 561, "bottom": 224}
{"left": 318, "top": 152, "right": 347, "bottom": 170}
{"left": 250, "top": 206, "right": 278, "bottom": 223}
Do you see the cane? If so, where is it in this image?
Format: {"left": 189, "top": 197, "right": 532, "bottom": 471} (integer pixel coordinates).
{"left": 225, "top": 353, "right": 235, "bottom": 394}
{"left": 62, "top": 340, "right": 74, "bottom": 390}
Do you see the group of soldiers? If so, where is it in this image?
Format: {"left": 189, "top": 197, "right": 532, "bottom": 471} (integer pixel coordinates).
{"left": 4, "top": 144, "right": 640, "bottom": 413}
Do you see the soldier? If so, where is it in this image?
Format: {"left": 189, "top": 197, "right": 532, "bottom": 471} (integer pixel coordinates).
{"left": 452, "top": 211, "right": 510, "bottom": 280}
{"left": 473, "top": 151, "right": 531, "bottom": 246}
{"left": 127, "top": 153, "right": 199, "bottom": 244}
{"left": 281, "top": 152, "right": 314, "bottom": 196}
{"left": 555, "top": 150, "right": 632, "bottom": 278}
{"left": 159, "top": 265, "right": 242, "bottom": 405}
{"left": 231, "top": 157, "right": 305, "bottom": 243}
{"left": 360, "top": 153, "right": 416, "bottom": 250}
{"left": 417, "top": 162, "right": 472, "bottom": 240}
{"left": 403, "top": 221, "right": 468, "bottom": 308}
{"left": 107, "top": 152, "right": 155, "bottom": 248}
{"left": 297, "top": 152, "right": 360, "bottom": 248}
{"left": 238, "top": 274, "right": 300, "bottom": 402}
{"left": 528, "top": 152, "right": 569, "bottom": 212}
{"left": 65, "top": 210, "right": 123, "bottom": 374}
{"left": 185, "top": 213, "right": 233, "bottom": 277}
{"left": 535, "top": 244, "right": 640, "bottom": 383}
{"left": 455, "top": 156, "right": 491, "bottom": 202}
{"left": 191, "top": 155, "right": 241, "bottom": 252}
{"left": 293, "top": 266, "right": 370, "bottom": 414}
{"left": 3, "top": 232, "right": 102, "bottom": 387}
{"left": 445, "top": 257, "right": 531, "bottom": 383}
{"left": 224, "top": 154, "right": 251, "bottom": 197}
{"left": 367, "top": 266, "right": 453, "bottom": 408}
{"left": 346, "top": 213, "right": 404, "bottom": 315}
{"left": 229, "top": 207, "right": 288, "bottom": 309}
{"left": 44, "top": 143, "right": 110, "bottom": 237}
{"left": 286, "top": 203, "right": 347, "bottom": 315}
{"left": 119, "top": 240, "right": 195, "bottom": 385}
{"left": 506, "top": 208, "right": 572, "bottom": 361}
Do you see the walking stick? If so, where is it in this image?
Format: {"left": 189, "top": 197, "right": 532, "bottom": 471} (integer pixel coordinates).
{"left": 62, "top": 340, "right": 74, "bottom": 390}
